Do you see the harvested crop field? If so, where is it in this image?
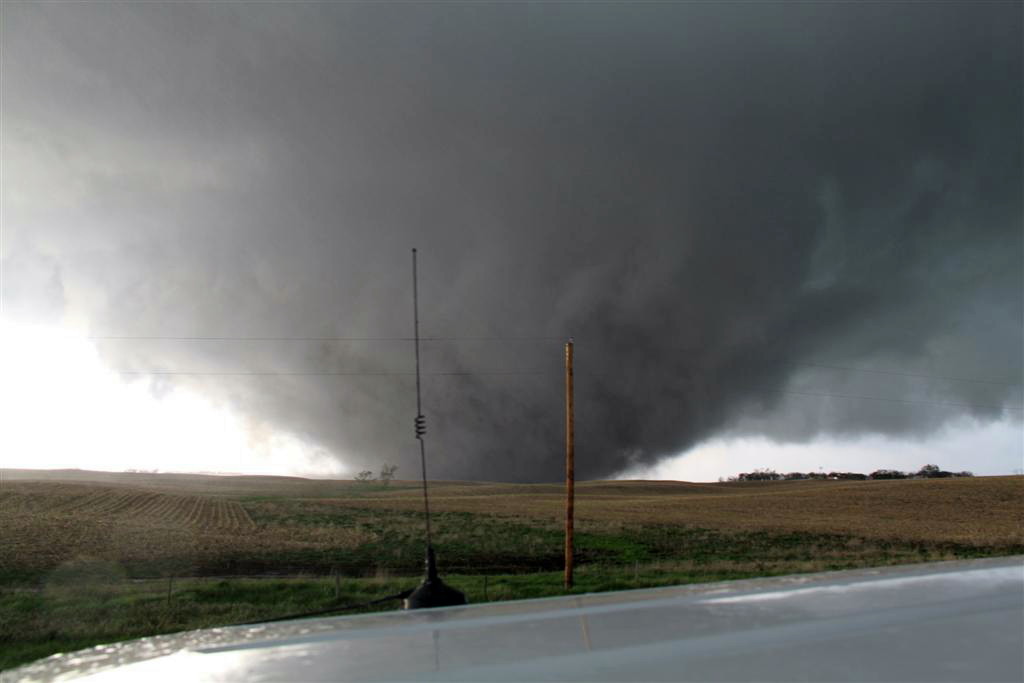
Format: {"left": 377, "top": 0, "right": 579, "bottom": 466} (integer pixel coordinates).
{"left": 2, "top": 469, "right": 1021, "bottom": 582}
{"left": 342, "top": 476, "right": 1024, "bottom": 546}
{"left": 2, "top": 469, "right": 1022, "bottom": 671}
{"left": 0, "top": 482, "right": 255, "bottom": 530}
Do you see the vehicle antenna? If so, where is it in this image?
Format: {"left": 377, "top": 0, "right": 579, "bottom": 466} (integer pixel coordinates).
{"left": 412, "top": 247, "right": 432, "bottom": 547}
{"left": 404, "top": 248, "right": 467, "bottom": 610}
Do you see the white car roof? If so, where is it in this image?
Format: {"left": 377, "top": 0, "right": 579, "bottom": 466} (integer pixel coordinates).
{"left": 12, "top": 555, "right": 1023, "bottom": 682}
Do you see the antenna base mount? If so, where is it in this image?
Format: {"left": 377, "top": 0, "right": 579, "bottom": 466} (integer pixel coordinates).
{"left": 403, "top": 546, "right": 467, "bottom": 610}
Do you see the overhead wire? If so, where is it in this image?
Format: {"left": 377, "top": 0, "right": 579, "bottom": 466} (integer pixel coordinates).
{"left": 112, "top": 370, "right": 550, "bottom": 376}
{"left": 98, "top": 370, "right": 1022, "bottom": 413}
{"left": 797, "top": 362, "right": 1022, "bottom": 388}
{"left": 777, "top": 389, "right": 1020, "bottom": 413}
{"left": 47, "top": 335, "right": 566, "bottom": 342}
{"left": 27, "top": 333, "right": 1021, "bottom": 387}
{"left": 9, "top": 330, "right": 1022, "bottom": 411}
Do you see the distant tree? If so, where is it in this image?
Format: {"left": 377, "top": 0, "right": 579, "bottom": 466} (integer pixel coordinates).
{"left": 355, "top": 470, "right": 374, "bottom": 483}
{"left": 868, "top": 469, "right": 908, "bottom": 480}
{"left": 916, "top": 464, "right": 958, "bottom": 478}
{"left": 379, "top": 464, "right": 399, "bottom": 484}
{"left": 831, "top": 472, "right": 867, "bottom": 481}
{"left": 738, "top": 468, "right": 781, "bottom": 481}
{"left": 730, "top": 467, "right": 960, "bottom": 482}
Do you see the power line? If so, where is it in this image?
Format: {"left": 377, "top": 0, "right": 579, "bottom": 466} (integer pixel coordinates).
{"left": 22, "top": 333, "right": 1022, "bottom": 387}
{"left": 780, "top": 389, "right": 1022, "bottom": 413}
{"left": 798, "top": 362, "right": 1022, "bottom": 388}
{"left": 101, "top": 369, "right": 1023, "bottom": 412}
{"left": 10, "top": 329, "right": 1023, "bottom": 410}
{"left": 111, "top": 370, "right": 550, "bottom": 377}
{"left": 43, "top": 335, "right": 566, "bottom": 342}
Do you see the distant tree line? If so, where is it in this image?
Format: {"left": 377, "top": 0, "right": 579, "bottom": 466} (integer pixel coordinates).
{"left": 354, "top": 464, "right": 399, "bottom": 485}
{"left": 726, "top": 464, "right": 973, "bottom": 482}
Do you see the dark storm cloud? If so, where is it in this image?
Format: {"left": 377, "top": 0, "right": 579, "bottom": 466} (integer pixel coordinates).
{"left": 3, "top": 2, "right": 1020, "bottom": 480}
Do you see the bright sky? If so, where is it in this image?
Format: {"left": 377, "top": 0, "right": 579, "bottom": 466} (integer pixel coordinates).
{"left": 620, "top": 420, "right": 1023, "bottom": 482}
{"left": 2, "top": 318, "right": 1020, "bottom": 482}
{"left": 0, "top": 320, "right": 347, "bottom": 477}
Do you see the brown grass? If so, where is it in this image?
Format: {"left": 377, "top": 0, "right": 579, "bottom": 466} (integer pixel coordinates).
{"left": 0, "top": 486, "right": 375, "bottom": 581}
{"left": 0, "top": 482, "right": 254, "bottom": 531}
{"left": 325, "top": 476, "right": 1024, "bottom": 546}
{"left": 1, "top": 471, "right": 1021, "bottom": 584}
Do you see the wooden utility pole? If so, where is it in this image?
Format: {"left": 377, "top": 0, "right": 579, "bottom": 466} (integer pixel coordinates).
{"left": 565, "top": 338, "right": 575, "bottom": 590}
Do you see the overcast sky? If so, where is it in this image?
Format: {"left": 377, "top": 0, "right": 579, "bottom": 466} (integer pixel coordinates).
{"left": 2, "top": 2, "right": 1021, "bottom": 481}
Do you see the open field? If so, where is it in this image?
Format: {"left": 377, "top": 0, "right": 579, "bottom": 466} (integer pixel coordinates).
{"left": 1, "top": 469, "right": 1022, "bottom": 670}
{"left": 324, "top": 476, "right": 1024, "bottom": 546}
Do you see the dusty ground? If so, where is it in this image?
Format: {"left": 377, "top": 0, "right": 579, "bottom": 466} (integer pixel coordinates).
{"left": 2, "top": 470, "right": 1021, "bottom": 583}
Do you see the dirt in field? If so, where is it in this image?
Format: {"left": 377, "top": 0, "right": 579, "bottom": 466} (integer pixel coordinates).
{"left": 1, "top": 472, "right": 1021, "bottom": 583}
{"left": 329, "top": 476, "right": 1024, "bottom": 546}
{"left": 0, "top": 482, "right": 254, "bottom": 530}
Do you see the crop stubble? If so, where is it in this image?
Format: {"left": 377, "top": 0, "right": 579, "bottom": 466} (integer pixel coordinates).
{"left": 1, "top": 474, "right": 1021, "bottom": 583}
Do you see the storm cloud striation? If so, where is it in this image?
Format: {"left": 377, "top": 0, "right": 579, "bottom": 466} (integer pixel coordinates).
{"left": 3, "top": 3, "right": 1021, "bottom": 480}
